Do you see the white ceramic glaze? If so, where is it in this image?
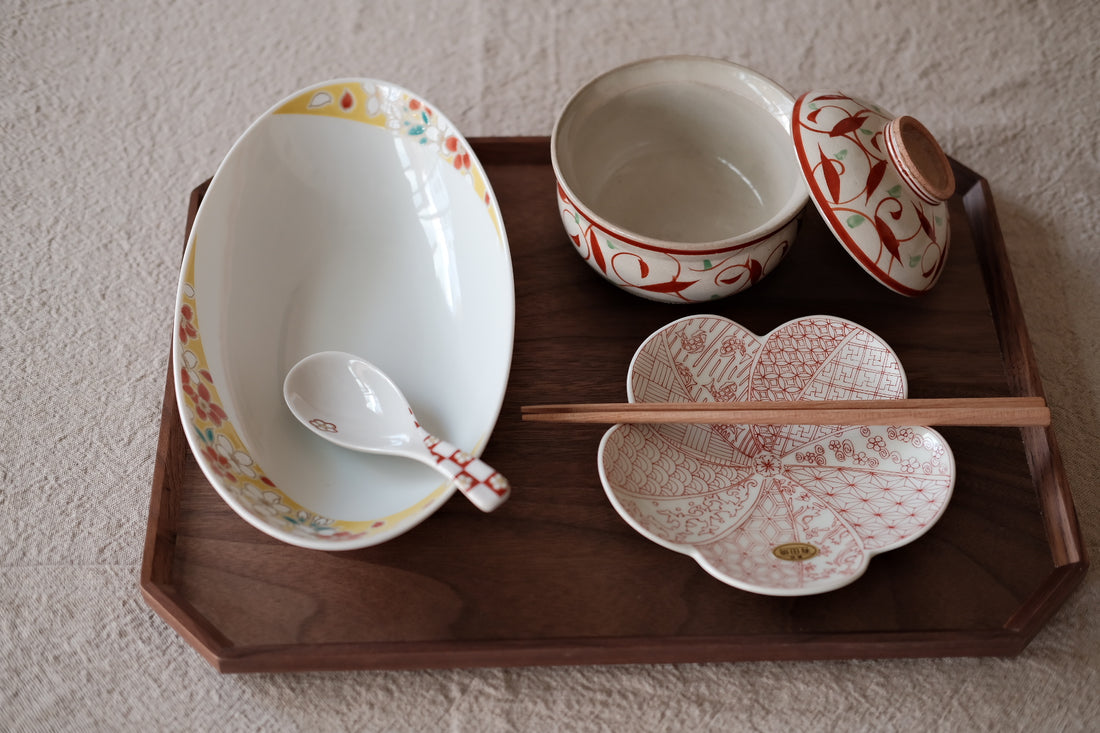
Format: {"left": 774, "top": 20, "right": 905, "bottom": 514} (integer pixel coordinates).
{"left": 284, "top": 352, "right": 510, "bottom": 513}
{"left": 551, "top": 56, "right": 810, "bottom": 303}
{"left": 597, "top": 315, "right": 955, "bottom": 596}
{"left": 173, "top": 79, "right": 514, "bottom": 550}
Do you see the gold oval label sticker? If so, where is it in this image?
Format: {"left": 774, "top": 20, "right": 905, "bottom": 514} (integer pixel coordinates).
{"left": 772, "top": 543, "right": 819, "bottom": 562}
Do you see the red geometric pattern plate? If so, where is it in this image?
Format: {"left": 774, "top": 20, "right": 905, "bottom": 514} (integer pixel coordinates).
{"left": 597, "top": 315, "right": 956, "bottom": 596}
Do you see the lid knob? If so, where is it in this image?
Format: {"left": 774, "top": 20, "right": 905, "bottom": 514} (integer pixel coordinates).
{"left": 884, "top": 116, "right": 955, "bottom": 204}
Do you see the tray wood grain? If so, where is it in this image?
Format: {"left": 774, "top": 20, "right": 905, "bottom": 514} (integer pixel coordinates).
{"left": 140, "top": 137, "right": 1087, "bottom": 673}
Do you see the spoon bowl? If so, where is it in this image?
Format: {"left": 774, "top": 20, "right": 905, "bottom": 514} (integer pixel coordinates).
{"left": 284, "top": 351, "right": 511, "bottom": 513}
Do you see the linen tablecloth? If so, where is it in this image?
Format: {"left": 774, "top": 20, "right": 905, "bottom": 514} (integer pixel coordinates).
{"left": 3, "top": 1, "right": 1096, "bottom": 729}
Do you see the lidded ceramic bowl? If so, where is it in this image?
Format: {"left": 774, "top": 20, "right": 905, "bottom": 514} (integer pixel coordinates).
{"left": 552, "top": 56, "right": 809, "bottom": 303}
{"left": 552, "top": 56, "right": 955, "bottom": 302}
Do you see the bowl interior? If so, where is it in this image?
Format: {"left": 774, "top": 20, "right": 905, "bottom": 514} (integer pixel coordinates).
{"left": 553, "top": 57, "right": 806, "bottom": 246}
{"left": 176, "top": 80, "right": 513, "bottom": 549}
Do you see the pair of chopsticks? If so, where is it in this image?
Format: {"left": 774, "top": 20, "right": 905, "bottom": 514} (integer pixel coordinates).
{"left": 520, "top": 397, "right": 1049, "bottom": 426}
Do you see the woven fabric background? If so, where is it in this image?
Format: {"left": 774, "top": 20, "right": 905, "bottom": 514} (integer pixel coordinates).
{"left": 2, "top": 1, "right": 1097, "bottom": 730}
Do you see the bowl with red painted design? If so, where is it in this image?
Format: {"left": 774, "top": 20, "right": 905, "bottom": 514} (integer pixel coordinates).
{"left": 551, "top": 56, "right": 809, "bottom": 303}
{"left": 597, "top": 314, "right": 956, "bottom": 596}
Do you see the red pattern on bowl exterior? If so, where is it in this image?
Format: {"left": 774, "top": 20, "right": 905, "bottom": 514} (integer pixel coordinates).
{"left": 791, "top": 92, "right": 952, "bottom": 296}
{"left": 556, "top": 183, "right": 799, "bottom": 303}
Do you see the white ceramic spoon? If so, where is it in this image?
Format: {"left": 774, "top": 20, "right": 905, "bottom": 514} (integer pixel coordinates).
{"left": 283, "top": 351, "right": 510, "bottom": 513}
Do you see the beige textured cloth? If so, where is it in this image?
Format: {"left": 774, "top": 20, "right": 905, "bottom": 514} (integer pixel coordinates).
{"left": 3, "top": 0, "right": 1097, "bottom": 730}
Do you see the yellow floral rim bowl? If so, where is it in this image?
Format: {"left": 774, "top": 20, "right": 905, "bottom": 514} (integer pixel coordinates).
{"left": 173, "top": 79, "right": 514, "bottom": 550}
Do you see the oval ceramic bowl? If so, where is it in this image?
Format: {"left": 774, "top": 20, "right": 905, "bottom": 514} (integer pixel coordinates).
{"left": 551, "top": 56, "right": 809, "bottom": 303}
{"left": 597, "top": 315, "right": 955, "bottom": 595}
{"left": 173, "top": 79, "right": 514, "bottom": 550}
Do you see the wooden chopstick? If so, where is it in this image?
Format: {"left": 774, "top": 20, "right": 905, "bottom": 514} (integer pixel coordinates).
{"left": 520, "top": 397, "right": 1050, "bottom": 426}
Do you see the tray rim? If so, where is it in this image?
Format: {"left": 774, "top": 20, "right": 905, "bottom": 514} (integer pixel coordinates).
{"left": 139, "top": 136, "right": 1088, "bottom": 673}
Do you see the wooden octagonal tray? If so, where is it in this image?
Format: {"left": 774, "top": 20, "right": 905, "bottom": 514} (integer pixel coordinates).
{"left": 141, "top": 137, "right": 1086, "bottom": 673}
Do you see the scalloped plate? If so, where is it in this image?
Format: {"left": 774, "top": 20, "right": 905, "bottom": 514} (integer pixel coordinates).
{"left": 173, "top": 79, "right": 514, "bottom": 550}
{"left": 598, "top": 315, "right": 955, "bottom": 595}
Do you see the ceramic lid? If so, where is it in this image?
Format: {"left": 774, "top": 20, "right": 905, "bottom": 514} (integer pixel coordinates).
{"left": 791, "top": 91, "right": 954, "bottom": 296}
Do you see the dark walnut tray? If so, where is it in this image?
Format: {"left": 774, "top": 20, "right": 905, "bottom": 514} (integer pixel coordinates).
{"left": 141, "top": 137, "right": 1087, "bottom": 673}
